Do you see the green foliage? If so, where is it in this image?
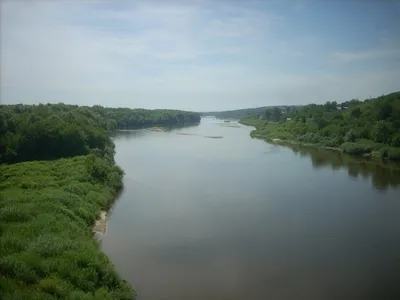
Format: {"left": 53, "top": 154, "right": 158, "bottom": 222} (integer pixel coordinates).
{"left": 340, "top": 142, "right": 371, "bottom": 154}
{"left": 391, "top": 132, "right": 400, "bottom": 147}
{"left": 0, "top": 156, "right": 135, "bottom": 299}
{"left": 372, "top": 121, "right": 391, "bottom": 143}
{"left": 262, "top": 107, "right": 284, "bottom": 122}
{"left": 0, "top": 103, "right": 200, "bottom": 164}
{"left": 240, "top": 91, "right": 400, "bottom": 160}
{"left": 387, "top": 148, "right": 400, "bottom": 160}
{"left": 202, "top": 105, "right": 297, "bottom": 119}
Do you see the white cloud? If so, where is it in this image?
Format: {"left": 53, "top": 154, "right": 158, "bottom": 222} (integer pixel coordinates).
{"left": 0, "top": 0, "right": 398, "bottom": 110}
{"left": 0, "top": 1, "right": 277, "bottom": 95}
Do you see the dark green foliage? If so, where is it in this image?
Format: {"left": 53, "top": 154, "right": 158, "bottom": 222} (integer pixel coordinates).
{"left": 340, "top": 142, "right": 372, "bottom": 154}
{"left": 0, "top": 103, "right": 200, "bottom": 164}
{"left": 201, "top": 105, "right": 297, "bottom": 119}
{"left": 261, "top": 107, "right": 284, "bottom": 122}
{"left": 240, "top": 92, "right": 400, "bottom": 160}
{"left": 89, "top": 105, "right": 200, "bottom": 130}
{"left": 0, "top": 157, "right": 135, "bottom": 299}
{"left": 387, "top": 148, "right": 400, "bottom": 160}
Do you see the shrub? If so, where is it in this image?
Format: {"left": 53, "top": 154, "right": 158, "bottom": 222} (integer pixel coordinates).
{"left": 391, "top": 133, "right": 400, "bottom": 147}
{"left": 38, "top": 277, "right": 72, "bottom": 297}
{"left": 0, "top": 156, "right": 135, "bottom": 299}
{"left": 0, "top": 205, "right": 33, "bottom": 223}
{"left": 85, "top": 155, "right": 110, "bottom": 182}
{"left": 379, "top": 147, "right": 389, "bottom": 158}
{"left": 63, "top": 182, "right": 92, "bottom": 196}
{"left": 28, "top": 234, "right": 76, "bottom": 258}
{"left": 344, "top": 129, "right": 357, "bottom": 142}
{"left": 0, "top": 255, "right": 38, "bottom": 283}
{"left": 299, "top": 132, "right": 321, "bottom": 143}
{"left": 325, "top": 140, "right": 338, "bottom": 147}
{"left": 340, "top": 142, "right": 371, "bottom": 154}
{"left": 387, "top": 148, "right": 400, "bottom": 160}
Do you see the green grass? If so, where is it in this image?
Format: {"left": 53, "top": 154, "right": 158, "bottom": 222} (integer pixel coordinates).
{"left": 240, "top": 117, "right": 400, "bottom": 161}
{"left": 0, "top": 156, "right": 135, "bottom": 299}
{"left": 240, "top": 118, "right": 295, "bottom": 141}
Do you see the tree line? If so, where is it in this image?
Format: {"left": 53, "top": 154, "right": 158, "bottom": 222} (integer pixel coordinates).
{"left": 201, "top": 106, "right": 292, "bottom": 120}
{"left": 0, "top": 103, "right": 200, "bottom": 164}
{"left": 242, "top": 91, "right": 400, "bottom": 159}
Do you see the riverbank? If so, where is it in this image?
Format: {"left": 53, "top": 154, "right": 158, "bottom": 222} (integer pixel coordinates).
{"left": 239, "top": 118, "right": 400, "bottom": 161}
{"left": 0, "top": 155, "right": 135, "bottom": 299}
{"left": 93, "top": 211, "right": 108, "bottom": 240}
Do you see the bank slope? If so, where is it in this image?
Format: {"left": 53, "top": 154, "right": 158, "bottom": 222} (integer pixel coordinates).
{"left": 0, "top": 155, "right": 135, "bottom": 300}
{"left": 240, "top": 92, "right": 400, "bottom": 160}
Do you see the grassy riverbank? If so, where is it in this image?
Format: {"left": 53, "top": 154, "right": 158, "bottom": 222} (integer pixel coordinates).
{"left": 240, "top": 92, "right": 400, "bottom": 160}
{"left": 0, "top": 155, "right": 135, "bottom": 299}
{"left": 240, "top": 117, "right": 400, "bottom": 160}
{"left": 0, "top": 102, "right": 202, "bottom": 299}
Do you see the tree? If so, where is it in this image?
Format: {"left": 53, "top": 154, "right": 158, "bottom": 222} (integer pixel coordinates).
{"left": 376, "top": 102, "right": 393, "bottom": 120}
{"left": 372, "top": 121, "right": 391, "bottom": 143}
{"left": 350, "top": 107, "right": 361, "bottom": 118}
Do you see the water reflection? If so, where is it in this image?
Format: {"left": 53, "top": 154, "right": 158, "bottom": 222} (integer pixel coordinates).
{"left": 103, "top": 119, "right": 400, "bottom": 300}
{"left": 289, "top": 145, "right": 400, "bottom": 191}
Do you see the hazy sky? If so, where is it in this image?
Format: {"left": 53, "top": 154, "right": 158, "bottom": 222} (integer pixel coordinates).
{"left": 1, "top": 0, "right": 399, "bottom": 111}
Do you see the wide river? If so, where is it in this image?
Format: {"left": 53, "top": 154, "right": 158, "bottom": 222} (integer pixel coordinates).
{"left": 103, "top": 117, "right": 400, "bottom": 300}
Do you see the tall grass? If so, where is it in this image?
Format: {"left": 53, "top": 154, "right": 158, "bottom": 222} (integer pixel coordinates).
{"left": 0, "top": 156, "right": 135, "bottom": 299}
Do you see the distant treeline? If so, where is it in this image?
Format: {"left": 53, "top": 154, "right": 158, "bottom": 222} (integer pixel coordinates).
{"left": 200, "top": 105, "right": 297, "bottom": 120}
{"left": 0, "top": 103, "right": 200, "bottom": 164}
{"left": 241, "top": 92, "right": 400, "bottom": 160}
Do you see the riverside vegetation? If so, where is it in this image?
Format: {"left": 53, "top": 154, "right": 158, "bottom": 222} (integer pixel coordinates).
{"left": 0, "top": 103, "right": 200, "bottom": 164}
{"left": 240, "top": 92, "right": 400, "bottom": 160}
{"left": 0, "top": 103, "right": 201, "bottom": 299}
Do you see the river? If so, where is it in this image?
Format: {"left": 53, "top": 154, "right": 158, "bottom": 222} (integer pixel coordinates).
{"left": 102, "top": 117, "right": 400, "bottom": 300}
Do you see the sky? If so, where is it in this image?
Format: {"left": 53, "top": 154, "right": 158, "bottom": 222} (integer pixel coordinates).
{"left": 1, "top": 0, "right": 399, "bottom": 111}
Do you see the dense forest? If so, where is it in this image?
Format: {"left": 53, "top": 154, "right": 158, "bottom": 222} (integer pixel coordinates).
{"left": 0, "top": 103, "right": 200, "bottom": 164}
{"left": 240, "top": 92, "right": 400, "bottom": 160}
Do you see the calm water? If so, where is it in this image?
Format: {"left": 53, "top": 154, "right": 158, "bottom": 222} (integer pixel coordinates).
{"left": 102, "top": 117, "right": 400, "bottom": 300}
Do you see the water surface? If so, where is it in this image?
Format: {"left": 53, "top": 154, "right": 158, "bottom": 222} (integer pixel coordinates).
{"left": 102, "top": 117, "right": 400, "bottom": 300}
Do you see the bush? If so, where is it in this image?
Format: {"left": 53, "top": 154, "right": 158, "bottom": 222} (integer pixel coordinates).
{"left": 319, "top": 139, "right": 338, "bottom": 147}
{"left": 379, "top": 147, "right": 389, "bottom": 158}
{"left": 391, "top": 133, "right": 400, "bottom": 147}
{"left": 85, "top": 155, "right": 110, "bottom": 182}
{"left": 299, "top": 132, "right": 321, "bottom": 143}
{"left": 387, "top": 148, "right": 400, "bottom": 160}
{"left": 0, "top": 255, "right": 38, "bottom": 283}
{"left": 0, "top": 156, "right": 135, "bottom": 299}
{"left": 28, "top": 234, "right": 76, "bottom": 258}
{"left": 0, "top": 205, "right": 33, "bottom": 223}
{"left": 340, "top": 142, "right": 371, "bottom": 154}
{"left": 38, "top": 277, "right": 72, "bottom": 297}
{"left": 344, "top": 129, "right": 357, "bottom": 142}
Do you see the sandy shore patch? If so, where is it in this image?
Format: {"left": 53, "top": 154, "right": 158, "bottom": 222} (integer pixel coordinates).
{"left": 148, "top": 127, "right": 167, "bottom": 132}
{"left": 93, "top": 211, "right": 108, "bottom": 240}
{"left": 204, "top": 136, "right": 224, "bottom": 139}
{"left": 177, "top": 133, "right": 198, "bottom": 136}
